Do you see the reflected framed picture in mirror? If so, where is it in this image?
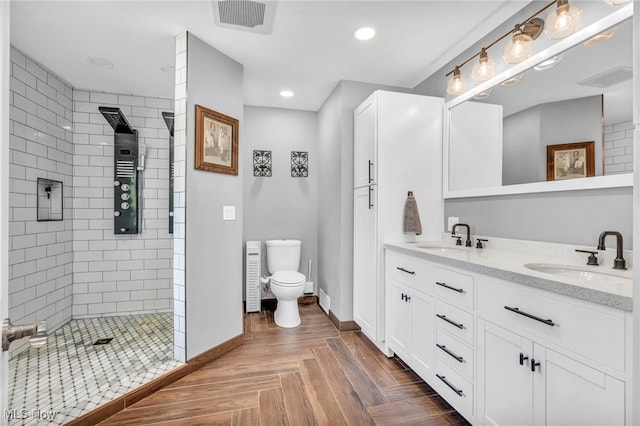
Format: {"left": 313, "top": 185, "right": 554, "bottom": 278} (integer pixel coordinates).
{"left": 546, "top": 141, "right": 595, "bottom": 181}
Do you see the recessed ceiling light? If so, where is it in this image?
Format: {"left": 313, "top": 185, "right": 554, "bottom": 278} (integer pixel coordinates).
{"left": 353, "top": 27, "right": 375, "bottom": 41}
{"left": 280, "top": 90, "right": 294, "bottom": 98}
{"left": 160, "top": 65, "right": 175, "bottom": 74}
{"left": 87, "top": 56, "right": 114, "bottom": 69}
{"left": 474, "top": 89, "right": 492, "bottom": 100}
{"left": 583, "top": 27, "right": 617, "bottom": 47}
{"left": 534, "top": 55, "right": 562, "bottom": 71}
{"left": 501, "top": 74, "right": 523, "bottom": 87}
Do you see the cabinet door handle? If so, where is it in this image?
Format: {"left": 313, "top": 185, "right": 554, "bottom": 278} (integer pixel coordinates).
{"left": 504, "top": 306, "right": 555, "bottom": 327}
{"left": 396, "top": 267, "right": 415, "bottom": 275}
{"left": 401, "top": 293, "right": 412, "bottom": 302}
{"left": 436, "top": 374, "right": 464, "bottom": 397}
{"left": 368, "top": 186, "right": 374, "bottom": 209}
{"left": 531, "top": 359, "right": 541, "bottom": 372}
{"left": 435, "top": 281, "right": 464, "bottom": 293}
{"left": 436, "top": 314, "right": 465, "bottom": 330}
{"left": 437, "top": 344, "right": 464, "bottom": 363}
{"left": 368, "top": 160, "right": 374, "bottom": 183}
{"left": 519, "top": 352, "right": 529, "bottom": 366}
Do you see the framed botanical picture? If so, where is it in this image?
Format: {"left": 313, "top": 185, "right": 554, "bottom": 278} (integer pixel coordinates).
{"left": 546, "top": 141, "right": 595, "bottom": 181}
{"left": 195, "top": 104, "right": 239, "bottom": 175}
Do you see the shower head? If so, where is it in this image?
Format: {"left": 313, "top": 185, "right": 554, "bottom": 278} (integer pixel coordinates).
{"left": 162, "top": 112, "right": 174, "bottom": 137}
{"left": 99, "top": 106, "right": 135, "bottom": 134}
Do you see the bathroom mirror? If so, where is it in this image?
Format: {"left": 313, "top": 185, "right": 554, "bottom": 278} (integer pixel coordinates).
{"left": 444, "top": 6, "right": 633, "bottom": 198}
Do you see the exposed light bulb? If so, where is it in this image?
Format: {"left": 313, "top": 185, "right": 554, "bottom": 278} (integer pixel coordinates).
{"left": 446, "top": 67, "right": 466, "bottom": 96}
{"left": 545, "top": 0, "right": 581, "bottom": 39}
{"left": 471, "top": 48, "right": 496, "bottom": 82}
{"left": 503, "top": 29, "right": 533, "bottom": 64}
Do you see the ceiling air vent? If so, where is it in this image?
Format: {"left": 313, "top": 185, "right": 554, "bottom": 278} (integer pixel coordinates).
{"left": 577, "top": 66, "right": 633, "bottom": 88}
{"left": 212, "top": 0, "right": 276, "bottom": 34}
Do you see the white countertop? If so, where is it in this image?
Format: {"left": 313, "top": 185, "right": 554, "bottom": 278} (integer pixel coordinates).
{"left": 385, "top": 236, "right": 633, "bottom": 311}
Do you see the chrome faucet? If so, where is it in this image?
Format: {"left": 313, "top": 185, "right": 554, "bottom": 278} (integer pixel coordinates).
{"left": 597, "top": 231, "right": 627, "bottom": 270}
{"left": 451, "top": 223, "right": 472, "bottom": 247}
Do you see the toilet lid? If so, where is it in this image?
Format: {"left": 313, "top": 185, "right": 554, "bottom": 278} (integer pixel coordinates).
{"left": 272, "top": 271, "right": 306, "bottom": 286}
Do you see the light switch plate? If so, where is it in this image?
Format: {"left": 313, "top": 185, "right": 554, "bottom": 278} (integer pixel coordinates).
{"left": 223, "top": 206, "right": 236, "bottom": 221}
{"left": 447, "top": 216, "right": 459, "bottom": 231}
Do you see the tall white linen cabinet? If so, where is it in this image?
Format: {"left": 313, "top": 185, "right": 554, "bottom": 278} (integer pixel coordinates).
{"left": 353, "top": 90, "right": 444, "bottom": 352}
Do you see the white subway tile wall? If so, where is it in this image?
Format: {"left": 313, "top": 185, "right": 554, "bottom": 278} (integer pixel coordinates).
{"left": 9, "top": 46, "right": 175, "bottom": 359}
{"left": 604, "top": 120, "right": 634, "bottom": 175}
{"left": 9, "top": 47, "right": 74, "bottom": 357}
{"left": 72, "top": 88, "right": 173, "bottom": 319}
{"left": 172, "top": 32, "right": 187, "bottom": 363}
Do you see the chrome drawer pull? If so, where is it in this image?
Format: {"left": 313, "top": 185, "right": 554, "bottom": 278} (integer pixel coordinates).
{"left": 436, "top": 343, "right": 464, "bottom": 363}
{"left": 504, "top": 306, "right": 555, "bottom": 327}
{"left": 396, "top": 267, "right": 415, "bottom": 275}
{"left": 436, "top": 281, "right": 464, "bottom": 293}
{"left": 436, "top": 374, "right": 464, "bottom": 397}
{"left": 436, "top": 314, "right": 464, "bottom": 330}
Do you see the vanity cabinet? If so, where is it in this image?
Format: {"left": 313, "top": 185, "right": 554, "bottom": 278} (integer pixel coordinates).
{"left": 353, "top": 90, "right": 443, "bottom": 349}
{"left": 479, "top": 320, "right": 625, "bottom": 426}
{"left": 476, "top": 276, "right": 627, "bottom": 426}
{"left": 384, "top": 245, "right": 631, "bottom": 425}
{"left": 386, "top": 250, "right": 435, "bottom": 380}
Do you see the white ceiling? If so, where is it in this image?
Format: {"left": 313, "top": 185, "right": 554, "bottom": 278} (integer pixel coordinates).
{"left": 9, "top": 0, "right": 529, "bottom": 111}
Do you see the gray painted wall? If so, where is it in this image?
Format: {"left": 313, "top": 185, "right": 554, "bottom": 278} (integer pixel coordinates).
{"left": 185, "top": 33, "right": 243, "bottom": 360}
{"left": 243, "top": 106, "right": 318, "bottom": 295}
{"left": 503, "top": 95, "right": 603, "bottom": 185}
{"left": 317, "top": 80, "right": 410, "bottom": 321}
{"left": 445, "top": 186, "right": 632, "bottom": 249}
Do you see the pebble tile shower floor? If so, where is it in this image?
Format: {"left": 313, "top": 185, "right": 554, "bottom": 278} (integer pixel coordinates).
{"left": 8, "top": 313, "right": 183, "bottom": 425}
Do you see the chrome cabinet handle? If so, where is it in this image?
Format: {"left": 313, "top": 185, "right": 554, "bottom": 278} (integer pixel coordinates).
{"left": 436, "top": 314, "right": 464, "bottom": 330}
{"left": 435, "top": 281, "right": 464, "bottom": 293}
{"left": 437, "top": 343, "right": 464, "bottom": 363}
{"left": 368, "top": 160, "right": 374, "bottom": 183}
{"left": 436, "top": 374, "right": 464, "bottom": 396}
{"left": 368, "top": 186, "right": 374, "bottom": 209}
{"left": 504, "top": 306, "right": 555, "bottom": 327}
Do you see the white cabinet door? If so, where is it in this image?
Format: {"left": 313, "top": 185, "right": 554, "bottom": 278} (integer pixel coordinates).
{"left": 533, "top": 346, "right": 625, "bottom": 426}
{"left": 354, "top": 94, "right": 377, "bottom": 188}
{"left": 387, "top": 279, "right": 411, "bottom": 360}
{"left": 480, "top": 321, "right": 533, "bottom": 426}
{"left": 410, "top": 289, "right": 435, "bottom": 379}
{"left": 353, "top": 185, "right": 378, "bottom": 339}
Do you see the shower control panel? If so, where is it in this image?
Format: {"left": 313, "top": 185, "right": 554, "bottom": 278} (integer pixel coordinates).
{"left": 113, "top": 132, "right": 139, "bottom": 234}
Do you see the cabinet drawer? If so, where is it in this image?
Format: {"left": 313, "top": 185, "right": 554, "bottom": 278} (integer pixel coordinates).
{"left": 386, "top": 250, "right": 434, "bottom": 294}
{"left": 435, "top": 267, "right": 474, "bottom": 310}
{"left": 433, "top": 359, "right": 474, "bottom": 419}
{"left": 436, "top": 329, "right": 474, "bottom": 380}
{"left": 435, "top": 300, "right": 474, "bottom": 346}
{"left": 477, "top": 276, "right": 625, "bottom": 371}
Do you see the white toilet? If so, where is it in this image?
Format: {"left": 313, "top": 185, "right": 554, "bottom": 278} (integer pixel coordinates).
{"left": 265, "top": 239, "right": 306, "bottom": 328}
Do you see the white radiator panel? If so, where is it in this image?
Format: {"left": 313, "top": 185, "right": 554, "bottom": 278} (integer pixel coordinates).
{"left": 245, "top": 241, "right": 261, "bottom": 313}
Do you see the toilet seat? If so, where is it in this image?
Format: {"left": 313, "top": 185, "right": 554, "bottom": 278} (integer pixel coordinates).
{"left": 271, "top": 271, "right": 305, "bottom": 286}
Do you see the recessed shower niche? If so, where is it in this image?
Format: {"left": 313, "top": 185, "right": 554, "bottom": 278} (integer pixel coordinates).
{"left": 36, "top": 178, "right": 63, "bottom": 221}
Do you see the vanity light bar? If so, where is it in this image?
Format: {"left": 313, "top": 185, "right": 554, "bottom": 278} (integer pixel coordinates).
{"left": 445, "top": 0, "right": 618, "bottom": 95}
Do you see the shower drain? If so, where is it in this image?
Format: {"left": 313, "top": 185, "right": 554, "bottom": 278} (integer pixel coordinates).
{"left": 93, "top": 338, "right": 113, "bottom": 345}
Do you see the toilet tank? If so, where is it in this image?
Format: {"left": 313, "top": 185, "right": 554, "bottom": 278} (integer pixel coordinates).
{"left": 266, "top": 239, "right": 301, "bottom": 273}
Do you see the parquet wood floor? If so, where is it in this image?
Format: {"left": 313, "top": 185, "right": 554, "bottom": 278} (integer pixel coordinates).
{"left": 100, "top": 304, "right": 470, "bottom": 425}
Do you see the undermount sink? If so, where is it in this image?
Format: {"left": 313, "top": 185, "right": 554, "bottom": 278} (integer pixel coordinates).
{"left": 415, "top": 244, "right": 469, "bottom": 252}
{"left": 524, "top": 263, "right": 631, "bottom": 284}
